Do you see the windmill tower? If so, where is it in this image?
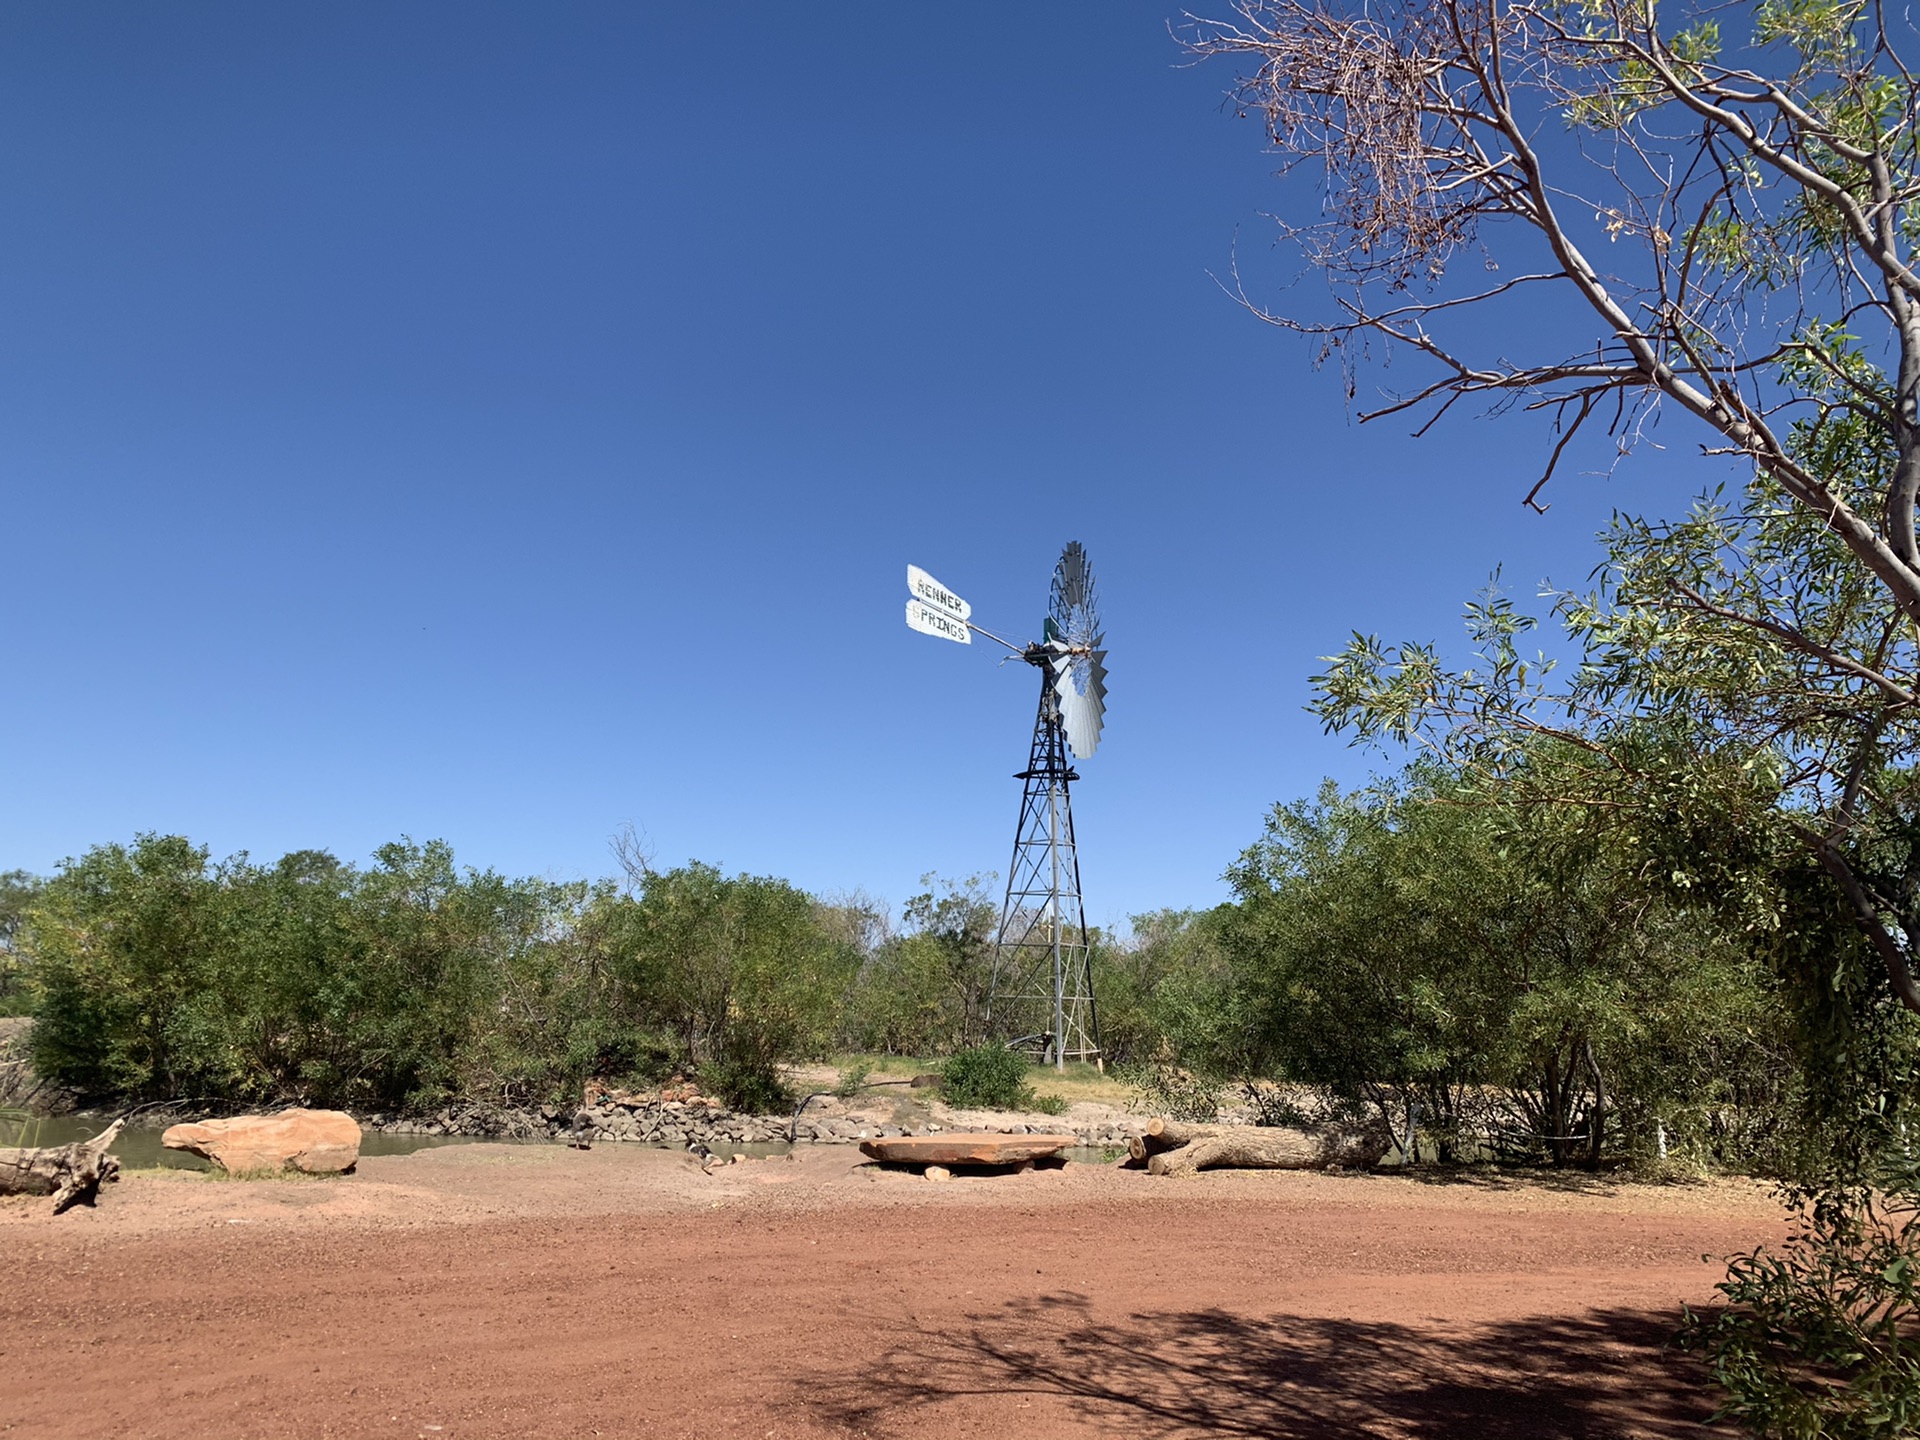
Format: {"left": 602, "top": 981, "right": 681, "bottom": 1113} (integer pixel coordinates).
{"left": 903, "top": 544, "right": 1109, "bottom": 1070}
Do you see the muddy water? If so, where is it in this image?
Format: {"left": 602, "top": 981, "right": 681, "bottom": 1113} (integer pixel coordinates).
{"left": 2, "top": 1116, "right": 803, "bottom": 1170}
{"left": 1, "top": 1116, "right": 540, "bottom": 1171}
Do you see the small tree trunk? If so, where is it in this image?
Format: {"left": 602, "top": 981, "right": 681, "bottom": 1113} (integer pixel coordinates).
{"left": 1543, "top": 1049, "right": 1565, "bottom": 1166}
{"left": 0, "top": 1118, "right": 125, "bottom": 1213}
{"left": 1129, "top": 1118, "right": 1266, "bottom": 1162}
{"left": 1583, "top": 1038, "right": 1607, "bottom": 1170}
{"left": 1432, "top": 1085, "right": 1461, "bottom": 1164}
{"left": 1146, "top": 1123, "right": 1389, "bottom": 1176}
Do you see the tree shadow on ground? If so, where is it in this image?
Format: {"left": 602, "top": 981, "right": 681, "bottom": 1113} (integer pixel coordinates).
{"left": 806, "top": 1294, "right": 1731, "bottom": 1438}
{"left": 1385, "top": 1164, "right": 1638, "bottom": 1195}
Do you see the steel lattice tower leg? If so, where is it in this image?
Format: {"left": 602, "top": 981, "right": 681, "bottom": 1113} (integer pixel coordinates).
{"left": 986, "top": 663, "right": 1098, "bottom": 1069}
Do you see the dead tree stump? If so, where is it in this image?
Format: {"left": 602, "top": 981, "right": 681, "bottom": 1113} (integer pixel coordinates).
{"left": 0, "top": 1118, "right": 125, "bottom": 1213}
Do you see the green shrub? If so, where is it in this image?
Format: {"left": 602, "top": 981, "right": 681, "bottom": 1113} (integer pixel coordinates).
{"left": 833, "top": 1061, "right": 873, "bottom": 1099}
{"left": 618, "top": 862, "right": 858, "bottom": 1097}
{"left": 941, "top": 1045, "right": 1036, "bottom": 1110}
{"left": 836, "top": 876, "right": 997, "bottom": 1056}
{"left": 1030, "top": 1092, "right": 1067, "bottom": 1116}
{"left": 0, "top": 870, "right": 39, "bottom": 1017}
{"left": 1682, "top": 1185, "right": 1920, "bottom": 1438}
{"left": 701, "top": 1055, "right": 793, "bottom": 1115}
{"left": 1120, "top": 1060, "right": 1222, "bottom": 1121}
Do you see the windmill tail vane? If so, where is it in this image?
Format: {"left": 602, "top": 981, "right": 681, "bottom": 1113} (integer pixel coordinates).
{"left": 901, "top": 544, "right": 1109, "bottom": 1070}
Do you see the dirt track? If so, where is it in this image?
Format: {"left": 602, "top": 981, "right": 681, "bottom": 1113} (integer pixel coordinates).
{"left": 1, "top": 1144, "right": 1784, "bottom": 1438}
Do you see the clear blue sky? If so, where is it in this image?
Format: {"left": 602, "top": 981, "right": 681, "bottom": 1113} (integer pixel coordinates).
{"left": 0, "top": 3, "right": 1715, "bottom": 926}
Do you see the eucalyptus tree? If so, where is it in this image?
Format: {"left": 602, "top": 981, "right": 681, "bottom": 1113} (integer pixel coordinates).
{"left": 0, "top": 870, "right": 40, "bottom": 1015}
{"left": 838, "top": 875, "right": 1000, "bottom": 1056}
{"left": 1194, "top": 2, "right": 1920, "bottom": 1414}
{"left": 612, "top": 862, "right": 858, "bottom": 1108}
{"left": 1218, "top": 768, "right": 1785, "bottom": 1165}
{"left": 1192, "top": 0, "right": 1920, "bottom": 1010}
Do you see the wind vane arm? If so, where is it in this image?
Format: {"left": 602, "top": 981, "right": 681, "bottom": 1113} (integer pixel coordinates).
{"left": 964, "top": 619, "right": 1024, "bottom": 654}
{"left": 903, "top": 563, "right": 1024, "bottom": 651}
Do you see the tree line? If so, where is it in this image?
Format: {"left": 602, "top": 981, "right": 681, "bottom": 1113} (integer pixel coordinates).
{"left": 0, "top": 835, "right": 1191, "bottom": 1115}
{"left": 0, "top": 776, "right": 1871, "bottom": 1186}
{"left": 3, "top": 840, "right": 836, "bottom": 1112}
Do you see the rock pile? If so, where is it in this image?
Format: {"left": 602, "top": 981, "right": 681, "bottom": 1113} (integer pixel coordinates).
{"left": 363, "top": 1085, "right": 786, "bottom": 1149}
{"left": 928, "top": 1106, "right": 1146, "bottom": 1150}
{"left": 362, "top": 1103, "right": 561, "bottom": 1140}
{"left": 568, "top": 1090, "right": 788, "bottom": 1148}
{"left": 791, "top": 1113, "right": 1144, "bottom": 1148}
{"left": 362, "top": 1084, "right": 1150, "bottom": 1151}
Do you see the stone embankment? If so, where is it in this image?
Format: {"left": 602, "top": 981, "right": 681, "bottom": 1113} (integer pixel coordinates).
{"left": 14, "top": 1045, "right": 1151, "bottom": 1153}
{"left": 363, "top": 1093, "right": 788, "bottom": 1147}
{"left": 362, "top": 1085, "right": 1147, "bottom": 1151}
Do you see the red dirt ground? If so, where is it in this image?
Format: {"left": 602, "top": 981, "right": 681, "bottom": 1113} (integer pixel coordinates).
{"left": 0, "top": 1143, "right": 1786, "bottom": 1438}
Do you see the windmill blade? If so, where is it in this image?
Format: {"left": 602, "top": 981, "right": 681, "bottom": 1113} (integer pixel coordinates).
{"left": 1051, "top": 642, "right": 1107, "bottom": 759}
{"left": 1045, "top": 542, "right": 1106, "bottom": 758}
{"left": 1049, "top": 541, "right": 1098, "bottom": 646}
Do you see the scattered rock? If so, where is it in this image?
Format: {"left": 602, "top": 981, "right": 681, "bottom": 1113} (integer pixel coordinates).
{"left": 924, "top": 1165, "right": 951, "bottom": 1182}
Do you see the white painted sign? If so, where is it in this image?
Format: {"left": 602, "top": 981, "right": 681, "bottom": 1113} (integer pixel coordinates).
{"left": 906, "top": 564, "right": 971, "bottom": 620}
{"left": 906, "top": 598, "right": 972, "bottom": 644}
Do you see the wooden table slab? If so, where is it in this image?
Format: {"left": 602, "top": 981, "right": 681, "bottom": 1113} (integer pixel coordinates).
{"left": 857, "top": 1132, "right": 1078, "bottom": 1166}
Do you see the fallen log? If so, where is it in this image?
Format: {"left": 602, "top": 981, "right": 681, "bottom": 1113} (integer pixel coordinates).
{"left": 0, "top": 1118, "right": 125, "bottom": 1213}
{"left": 1128, "top": 1118, "right": 1228, "bottom": 1162}
{"left": 1135, "top": 1117, "right": 1390, "bottom": 1177}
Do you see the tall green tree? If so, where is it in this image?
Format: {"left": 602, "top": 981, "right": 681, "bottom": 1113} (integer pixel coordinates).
{"left": 838, "top": 874, "right": 998, "bottom": 1057}
{"left": 28, "top": 835, "right": 229, "bottom": 1099}
{"left": 610, "top": 862, "right": 859, "bottom": 1108}
{"left": 0, "top": 869, "right": 41, "bottom": 1016}
{"left": 1199, "top": 0, "right": 1920, "bottom": 1394}
{"left": 1096, "top": 908, "right": 1235, "bottom": 1068}
{"left": 1195, "top": 0, "right": 1920, "bottom": 1018}
{"left": 1213, "top": 767, "right": 1790, "bottom": 1166}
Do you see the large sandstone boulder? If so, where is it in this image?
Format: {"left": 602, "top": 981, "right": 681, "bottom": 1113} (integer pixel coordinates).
{"left": 163, "top": 1108, "right": 361, "bottom": 1175}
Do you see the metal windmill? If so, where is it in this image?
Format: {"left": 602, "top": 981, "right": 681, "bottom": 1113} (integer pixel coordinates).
{"left": 903, "top": 543, "right": 1109, "bottom": 1070}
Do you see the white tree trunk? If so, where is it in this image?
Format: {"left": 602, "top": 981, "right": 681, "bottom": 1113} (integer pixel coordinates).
{"left": 1129, "top": 1116, "right": 1389, "bottom": 1176}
